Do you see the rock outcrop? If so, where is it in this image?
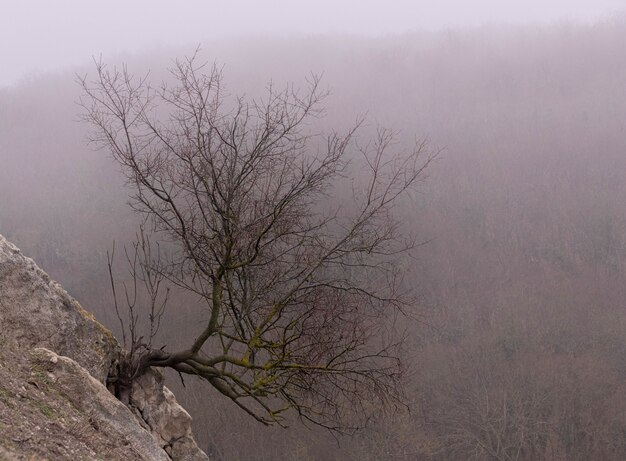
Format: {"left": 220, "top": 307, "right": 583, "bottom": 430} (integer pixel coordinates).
{"left": 0, "top": 234, "right": 209, "bottom": 460}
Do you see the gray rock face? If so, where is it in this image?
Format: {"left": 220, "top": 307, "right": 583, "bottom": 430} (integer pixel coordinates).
{"left": 132, "top": 370, "right": 209, "bottom": 461}
{"left": 32, "top": 348, "right": 172, "bottom": 461}
{"left": 0, "top": 235, "right": 118, "bottom": 383}
{"left": 0, "top": 234, "right": 209, "bottom": 460}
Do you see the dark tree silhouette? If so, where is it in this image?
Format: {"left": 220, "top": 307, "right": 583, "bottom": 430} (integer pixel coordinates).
{"left": 78, "top": 53, "right": 433, "bottom": 431}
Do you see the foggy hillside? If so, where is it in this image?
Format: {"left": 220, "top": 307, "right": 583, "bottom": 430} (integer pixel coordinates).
{"left": 2, "top": 19, "right": 626, "bottom": 460}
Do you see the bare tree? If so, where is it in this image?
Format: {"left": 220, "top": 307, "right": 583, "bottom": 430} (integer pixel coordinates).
{"left": 78, "top": 52, "right": 433, "bottom": 431}
{"left": 105, "top": 223, "right": 171, "bottom": 405}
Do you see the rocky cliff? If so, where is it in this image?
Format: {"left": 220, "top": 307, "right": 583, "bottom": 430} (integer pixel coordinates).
{"left": 0, "top": 234, "right": 209, "bottom": 461}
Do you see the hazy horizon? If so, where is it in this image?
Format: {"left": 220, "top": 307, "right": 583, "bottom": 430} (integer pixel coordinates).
{"left": 1, "top": 0, "right": 623, "bottom": 87}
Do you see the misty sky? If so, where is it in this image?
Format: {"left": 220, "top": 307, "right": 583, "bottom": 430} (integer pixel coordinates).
{"left": 1, "top": 0, "right": 623, "bottom": 87}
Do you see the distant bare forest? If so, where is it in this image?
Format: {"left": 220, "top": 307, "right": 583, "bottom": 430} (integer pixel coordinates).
{"left": 2, "top": 20, "right": 626, "bottom": 460}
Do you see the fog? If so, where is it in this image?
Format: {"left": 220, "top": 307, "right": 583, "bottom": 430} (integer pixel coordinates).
{"left": 3, "top": 5, "right": 626, "bottom": 461}
{"left": 0, "top": 0, "right": 622, "bottom": 86}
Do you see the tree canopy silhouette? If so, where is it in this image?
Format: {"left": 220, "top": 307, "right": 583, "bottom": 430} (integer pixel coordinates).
{"left": 78, "top": 53, "right": 433, "bottom": 431}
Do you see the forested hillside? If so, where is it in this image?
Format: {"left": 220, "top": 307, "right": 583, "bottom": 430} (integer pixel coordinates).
{"left": 2, "top": 20, "right": 626, "bottom": 460}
